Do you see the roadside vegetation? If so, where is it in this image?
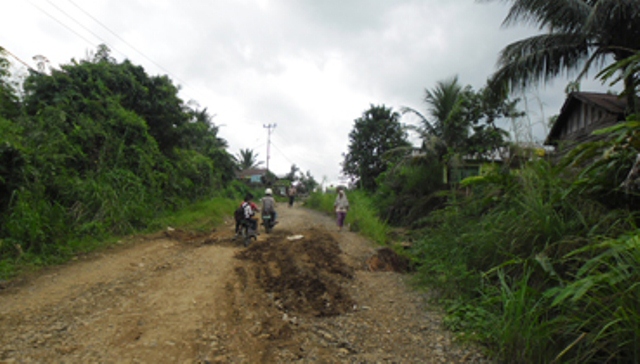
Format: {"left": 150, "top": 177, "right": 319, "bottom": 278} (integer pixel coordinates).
{"left": 322, "top": 86, "right": 640, "bottom": 362}
{"left": 2, "top": 1, "right": 640, "bottom": 362}
{"left": 306, "top": 190, "right": 389, "bottom": 245}
{"left": 410, "top": 154, "right": 639, "bottom": 362}
{"left": 319, "top": 1, "right": 640, "bottom": 362}
{"left": 410, "top": 1, "right": 640, "bottom": 360}
{"left": 0, "top": 44, "right": 250, "bottom": 279}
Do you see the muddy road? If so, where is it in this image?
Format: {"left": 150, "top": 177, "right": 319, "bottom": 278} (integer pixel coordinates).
{"left": 0, "top": 204, "right": 487, "bottom": 363}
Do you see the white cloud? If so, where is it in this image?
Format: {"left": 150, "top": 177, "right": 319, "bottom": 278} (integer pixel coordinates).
{"left": 1, "top": 0, "right": 616, "bottom": 182}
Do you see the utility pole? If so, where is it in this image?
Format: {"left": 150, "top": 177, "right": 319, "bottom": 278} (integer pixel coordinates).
{"left": 263, "top": 123, "right": 277, "bottom": 184}
{"left": 2, "top": 46, "right": 36, "bottom": 71}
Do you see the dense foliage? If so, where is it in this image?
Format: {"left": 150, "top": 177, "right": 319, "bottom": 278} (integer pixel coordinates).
{"left": 306, "top": 189, "right": 389, "bottom": 245}
{"left": 342, "top": 104, "right": 411, "bottom": 191}
{"left": 373, "top": 153, "right": 446, "bottom": 225}
{"left": 334, "top": 29, "right": 640, "bottom": 360}
{"left": 400, "top": 51, "right": 640, "bottom": 361}
{"left": 403, "top": 76, "right": 519, "bottom": 163}
{"left": 410, "top": 147, "right": 639, "bottom": 362}
{"left": 371, "top": 77, "right": 519, "bottom": 226}
{"left": 0, "top": 45, "right": 237, "bottom": 275}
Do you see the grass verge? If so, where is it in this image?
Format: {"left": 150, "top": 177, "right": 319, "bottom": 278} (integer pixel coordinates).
{"left": 305, "top": 190, "right": 389, "bottom": 245}
{"left": 0, "top": 194, "right": 241, "bottom": 281}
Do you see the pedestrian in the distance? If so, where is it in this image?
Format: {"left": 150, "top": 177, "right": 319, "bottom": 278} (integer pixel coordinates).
{"left": 288, "top": 185, "right": 297, "bottom": 208}
{"left": 334, "top": 188, "right": 349, "bottom": 232}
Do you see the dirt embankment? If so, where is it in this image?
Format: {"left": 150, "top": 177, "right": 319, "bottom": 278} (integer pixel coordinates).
{"left": 0, "top": 204, "right": 488, "bottom": 363}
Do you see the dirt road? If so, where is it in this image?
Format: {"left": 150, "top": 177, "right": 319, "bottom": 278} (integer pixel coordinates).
{"left": 0, "top": 204, "right": 487, "bottom": 363}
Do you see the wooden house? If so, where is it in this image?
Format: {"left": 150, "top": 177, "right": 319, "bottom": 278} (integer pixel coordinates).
{"left": 544, "top": 92, "right": 627, "bottom": 151}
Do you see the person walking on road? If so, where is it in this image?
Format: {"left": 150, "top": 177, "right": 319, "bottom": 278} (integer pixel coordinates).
{"left": 334, "top": 188, "right": 349, "bottom": 232}
{"left": 287, "top": 185, "right": 297, "bottom": 208}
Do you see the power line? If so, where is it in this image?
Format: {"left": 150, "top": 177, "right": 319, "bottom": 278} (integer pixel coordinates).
{"left": 1, "top": 46, "right": 36, "bottom": 71}
{"left": 64, "top": 0, "right": 191, "bottom": 88}
{"left": 29, "top": 0, "right": 199, "bottom": 103}
{"left": 45, "top": 0, "right": 114, "bottom": 51}
{"left": 254, "top": 142, "right": 266, "bottom": 152}
{"left": 270, "top": 142, "right": 297, "bottom": 167}
{"left": 28, "top": 0, "right": 135, "bottom": 67}
{"left": 271, "top": 140, "right": 334, "bottom": 178}
{"left": 266, "top": 130, "right": 315, "bottom": 170}
{"left": 28, "top": 0, "right": 97, "bottom": 49}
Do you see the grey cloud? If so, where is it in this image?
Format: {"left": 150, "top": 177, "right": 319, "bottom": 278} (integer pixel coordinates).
{"left": 5, "top": 0, "right": 616, "bottom": 181}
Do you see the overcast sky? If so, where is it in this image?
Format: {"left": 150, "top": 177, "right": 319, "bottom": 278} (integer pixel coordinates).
{"left": 2, "top": 0, "right": 613, "bottom": 185}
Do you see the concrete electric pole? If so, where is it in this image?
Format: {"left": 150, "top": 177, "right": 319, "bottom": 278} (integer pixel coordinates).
{"left": 263, "top": 123, "right": 277, "bottom": 183}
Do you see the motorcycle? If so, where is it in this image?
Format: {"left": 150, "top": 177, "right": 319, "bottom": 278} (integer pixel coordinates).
{"left": 237, "top": 219, "right": 257, "bottom": 247}
{"left": 261, "top": 212, "right": 277, "bottom": 234}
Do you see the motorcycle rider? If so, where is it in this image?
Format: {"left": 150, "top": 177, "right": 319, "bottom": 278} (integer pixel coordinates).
{"left": 240, "top": 193, "right": 259, "bottom": 234}
{"left": 262, "top": 188, "right": 278, "bottom": 225}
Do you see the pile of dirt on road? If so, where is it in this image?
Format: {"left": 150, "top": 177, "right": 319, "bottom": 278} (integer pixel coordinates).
{"left": 366, "top": 247, "right": 413, "bottom": 273}
{"left": 236, "top": 228, "right": 355, "bottom": 317}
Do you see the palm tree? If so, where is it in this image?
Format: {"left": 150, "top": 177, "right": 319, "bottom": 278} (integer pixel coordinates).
{"left": 485, "top": 0, "right": 640, "bottom": 111}
{"left": 403, "top": 75, "right": 470, "bottom": 157}
{"left": 235, "top": 148, "right": 263, "bottom": 170}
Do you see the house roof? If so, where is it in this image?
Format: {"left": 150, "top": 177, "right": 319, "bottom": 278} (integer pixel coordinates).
{"left": 235, "top": 168, "right": 267, "bottom": 179}
{"left": 545, "top": 92, "right": 627, "bottom": 145}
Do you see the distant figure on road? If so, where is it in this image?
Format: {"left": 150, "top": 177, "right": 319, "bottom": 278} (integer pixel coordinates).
{"left": 287, "top": 185, "right": 297, "bottom": 208}
{"left": 334, "top": 188, "right": 349, "bottom": 232}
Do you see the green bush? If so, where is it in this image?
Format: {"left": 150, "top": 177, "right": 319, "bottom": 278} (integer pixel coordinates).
{"left": 307, "top": 189, "right": 389, "bottom": 245}
{"left": 0, "top": 45, "right": 238, "bottom": 279}
{"left": 5, "top": 186, "right": 69, "bottom": 254}
{"left": 410, "top": 158, "right": 639, "bottom": 362}
{"left": 374, "top": 156, "right": 446, "bottom": 226}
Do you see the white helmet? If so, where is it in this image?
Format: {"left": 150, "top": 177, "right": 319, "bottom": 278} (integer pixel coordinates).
{"left": 265, "top": 188, "right": 273, "bottom": 195}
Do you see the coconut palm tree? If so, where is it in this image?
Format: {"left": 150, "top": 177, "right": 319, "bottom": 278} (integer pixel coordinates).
{"left": 402, "top": 75, "right": 470, "bottom": 157}
{"left": 484, "top": 0, "right": 640, "bottom": 111}
{"left": 235, "top": 148, "right": 263, "bottom": 170}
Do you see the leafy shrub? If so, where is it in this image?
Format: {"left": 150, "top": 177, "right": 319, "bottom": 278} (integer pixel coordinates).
{"left": 0, "top": 46, "right": 237, "bottom": 278}
{"left": 374, "top": 156, "right": 446, "bottom": 226}
{"left": 410, "top": 157, "right": 639, "bottom": 362}
{"left": 307, "top": 190, "right": 389, "bottom": 244}
{"left": 5, "top": 186, "right": 69, "bottom": 254}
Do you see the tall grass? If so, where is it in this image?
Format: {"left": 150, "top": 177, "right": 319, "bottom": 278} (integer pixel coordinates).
{"left": 306, "top": 190, "right": 389, "bottom": 245}
{"left": 410, "top": 159, "right": 640, "bottom": 362}
{"left": 543, "top": 232, "right": 640, "bottom": 363}
{"left": 480, "top": 268, "right": 558, "bottom": 363}
{"left": 0, "top": 184, "right": 249, "bottom": 280}
{"left": 148, "top": 197, "right": 237, "bottom": 233}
